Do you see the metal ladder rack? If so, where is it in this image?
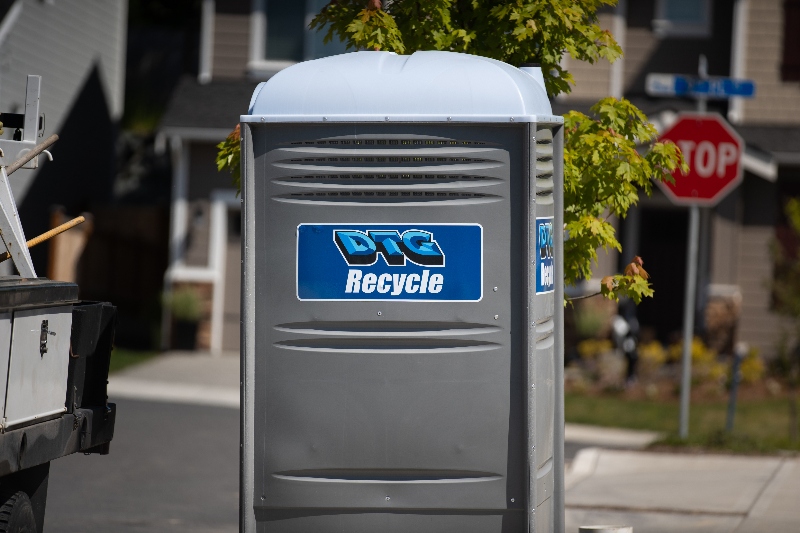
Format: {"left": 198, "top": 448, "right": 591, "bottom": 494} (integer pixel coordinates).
{"left": 0, "top": 75, "right": 58, "bottom": 278}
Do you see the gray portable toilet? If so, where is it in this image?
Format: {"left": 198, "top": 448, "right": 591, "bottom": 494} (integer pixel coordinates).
{"left": 240, "top": 50, "right": 564, "bottom": 533}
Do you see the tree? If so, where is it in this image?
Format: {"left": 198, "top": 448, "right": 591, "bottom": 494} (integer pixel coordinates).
{"left": 218, "top": 0, "right": 687, "bottom": 303}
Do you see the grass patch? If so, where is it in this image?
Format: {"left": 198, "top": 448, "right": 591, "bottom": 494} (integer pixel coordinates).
{"left": 108, "top": 348, "right": 158, "bottom": 374}
{"left": 566, "top": 392, "right": 800, "bottom": 453}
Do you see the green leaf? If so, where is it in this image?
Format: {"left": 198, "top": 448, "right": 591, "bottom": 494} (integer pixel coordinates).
{"left": 216, "top": 0, "right": 687, "bottom": 307}
{"left": 215, "top": 125, "right": 241, "bottom": 195}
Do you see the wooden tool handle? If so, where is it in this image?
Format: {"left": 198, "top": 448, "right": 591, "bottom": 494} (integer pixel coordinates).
{"left": 0, "top": 215, "right": 85, "bottom": 263}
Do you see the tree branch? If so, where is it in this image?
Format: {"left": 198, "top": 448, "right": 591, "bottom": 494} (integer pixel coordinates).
{"left": 566, "top": 291, "right": 601, "bottom": 301}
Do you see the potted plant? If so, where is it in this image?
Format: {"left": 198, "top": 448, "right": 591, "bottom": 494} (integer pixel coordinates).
{"left": 166, "top": 287, "right": 202, "bottom": 350}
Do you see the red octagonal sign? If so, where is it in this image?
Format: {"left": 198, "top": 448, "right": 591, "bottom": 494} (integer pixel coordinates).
{"left": 658, "top": 113, "right": 744, "bottom": 206}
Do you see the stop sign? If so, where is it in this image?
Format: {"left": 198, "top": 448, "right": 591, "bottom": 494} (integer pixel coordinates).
{"left": 658, "top": 113, "right": 744, "bottom": 206}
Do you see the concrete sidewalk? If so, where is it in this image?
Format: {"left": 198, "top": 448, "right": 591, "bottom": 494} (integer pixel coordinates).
{"left": 108, "top": 352, "right": 800, "bottom": 533}
{"left": 566, "top": 448, "right": 799, "bottom": 532}
{"left": 108, "top": 351, "right": 240, "bottom": 408}
{"left": 565, "top": 423, "right": 661, "bottom": 449}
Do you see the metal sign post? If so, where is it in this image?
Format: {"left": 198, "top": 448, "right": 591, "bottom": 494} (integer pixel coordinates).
{"left": 679, "top": 204, "right": 700, "bottom": 438}
{"left": 680, "top": 57, "right": 707, "bottom": 440}
{"left": 649, "top": 56, "right": 752, "bottom": 439}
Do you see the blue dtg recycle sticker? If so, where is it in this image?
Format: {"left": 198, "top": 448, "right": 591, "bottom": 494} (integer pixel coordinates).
{"left": 536, "top": 216, "right": 555, "bottom": 294}
{"left": 296, "top": 224, "right": 483, "bottom": 301}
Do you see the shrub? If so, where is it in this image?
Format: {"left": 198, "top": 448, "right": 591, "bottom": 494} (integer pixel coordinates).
{"left": 164, "top": 287, "right": 202, "bottom": 322}
{"left": 638, "top": 340, "right": 666, "bottom": 381}
{"left": 577, "top": 339, "right": 613, "bottom": 360}
{"left": 668, "top": 337, "right": 727, "bottom": 385}
{"left": 739, "top": 347, "right": 765, "bottom": 384}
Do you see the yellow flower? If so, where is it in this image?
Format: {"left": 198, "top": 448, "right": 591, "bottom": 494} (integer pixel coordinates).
{"left": 577, "top": 339, "right": 613, "bottom": 360}
{"left": 739, "top": 349, "right": 765, "bottom": 384}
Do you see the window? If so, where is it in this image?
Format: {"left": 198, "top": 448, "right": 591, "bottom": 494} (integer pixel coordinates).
{"left": 250, "top": 0, "right": 349, "bottom": 75}
{"left": 265, "top": 2, "right": 305, "bottom": 61}
{"left": 783, "top": 0, "right": 800, "bottom": 81}
{"left": 653, "top": 0, "right": 712, "bottom": 38}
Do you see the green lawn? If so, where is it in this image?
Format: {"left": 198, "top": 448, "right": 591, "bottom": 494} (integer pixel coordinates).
{"left": 108, "top": 348, "right": 158, "bottom": 374}
{"left": 566, "top": 392, "right": 800, "bottom": 453}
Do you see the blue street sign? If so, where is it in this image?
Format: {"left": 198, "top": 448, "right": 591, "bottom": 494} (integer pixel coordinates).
{"left": 691, "top": 78, "right": 756, "bottom": 98}
{"left": 646, "top": 73, "right": 756, "bottom": 99}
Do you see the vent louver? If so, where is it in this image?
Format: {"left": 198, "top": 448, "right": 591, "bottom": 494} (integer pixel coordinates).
{"left": 535, "top": 128, "right": 554, "bottom": 201}
{"left": 283, "top": 156, "right": 492, "bottom": 164}
{"left": 284, "top": 139, "right": 491, "bottom": 147}
{"left": 281, "top": 174, "right": 493, "bottom": 180}
{"left": 275, "top": 191, "right": 499, "bottom": 205}
{"left": 268, "top": 135, "right": 508, "bottom": 204}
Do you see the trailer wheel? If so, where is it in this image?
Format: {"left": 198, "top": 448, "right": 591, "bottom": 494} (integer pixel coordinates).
{"left": 0, "top": 491, "right": 37, "bottom": 533}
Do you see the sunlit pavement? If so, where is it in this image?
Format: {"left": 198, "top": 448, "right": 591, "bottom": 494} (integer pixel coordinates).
{"left": 565, "top": 448, "right": 799, "bottom": 532}
{"left": 42, "top": 353, "right": 800, "bottom": 532}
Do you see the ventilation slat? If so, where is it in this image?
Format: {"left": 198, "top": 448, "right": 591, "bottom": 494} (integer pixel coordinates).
{"left": 536, "top": 178, "right": 554, "bottom": 192}
{"left": 536, "top": 144, "right": 553, "bottom": 160}
{"left": 536, "top": 129, "right": 553, "bottom": 143}
{"left": 535, "top": 318, "right": 554, "bottom": 340}
{"left": 283, "top": 139, "right": 492, "bottom": 148}
{"left": 273, "top": 162, "right": 504, "bottom": 174}
{"left": 274, "top": 176, "right": 502, "bottom": 191}
{"left": 278, "top": 174, "right": 495, "bottom": 181}
{"left": 275, "top": 321, "right": 501, "bottom": 337}
{"left": 274, "top": 193, "right": 501, "bottom": 206}
{"left": 536, "top": 128, "right": 555, "bottom": 199}
{"left": 274, "top": 338, "right": 500, "bottom": 353}
{"left": 270, "top": 137, "right": 507, "bottom": 204}
{"left": 272, "top": 469, "right": 503, "bottom": 483}
{"left": 535, "top": 160, "right": 554, "bottom": 176}
{"left": 281, "top": 156, "right": 494, "bottom": 165}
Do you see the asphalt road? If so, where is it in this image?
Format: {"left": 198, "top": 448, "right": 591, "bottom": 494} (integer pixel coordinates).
{"left": 44, "top": 399, "right": 239, "bottom": 533}
{"left": 42, "top": 398, "right": 590, "bottom": 532}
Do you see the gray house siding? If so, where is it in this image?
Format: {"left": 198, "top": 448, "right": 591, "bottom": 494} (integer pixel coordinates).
{"left": 213, "top": 1, "right": 250, "bottom": 80}
{"left": 561, "top": 12, "right": 614, "bottom": 102}
{"left": 742, "top": 0, "right": 800, "bottom": 124}
{"left": 0, "top": 0, "right": 127, "bottom": 202}
{"left": 712, "top": 176, "right": 791, "bottom": 356}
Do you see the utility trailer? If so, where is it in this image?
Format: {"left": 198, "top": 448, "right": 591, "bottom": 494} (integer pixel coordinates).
{"left": 0, "top": 76, "right": 116, "bottom": 532}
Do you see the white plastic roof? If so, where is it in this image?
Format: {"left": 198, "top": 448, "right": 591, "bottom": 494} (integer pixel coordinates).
{"left": 242, "top": 51, "right": 560, "bottom": 123}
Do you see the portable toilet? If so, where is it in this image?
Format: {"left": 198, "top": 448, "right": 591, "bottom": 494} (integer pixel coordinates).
{"left": 240, "top": 50, "right": 564, "bottom": 533}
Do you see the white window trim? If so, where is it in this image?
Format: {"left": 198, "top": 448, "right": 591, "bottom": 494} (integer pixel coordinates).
{"left": 653, "top": 0, "right": 712, "bottom": 39}
{"left": 199, "top": 0, "right": 215, "bottom": 83}
{"left": 727, "top": 0, "right": 749, "bottom": 124}
{"left": 248, "top": 0, "right": 307, "bottom": 77}
{"left": 209, "top": 189, "right": 240, "bottom": 354}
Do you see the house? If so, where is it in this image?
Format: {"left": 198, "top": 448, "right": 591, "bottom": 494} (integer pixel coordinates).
{"left": 557, "top": 0, "right": 800, "bottom": 356}
{"left": 158, "top": 0, "right": 346, "bottom": 352}
{"left": 0, "top": 0, "right": 127, "bottom": 275}
{"left": 160, "top": 0, "right": 800, "bottom": 358}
